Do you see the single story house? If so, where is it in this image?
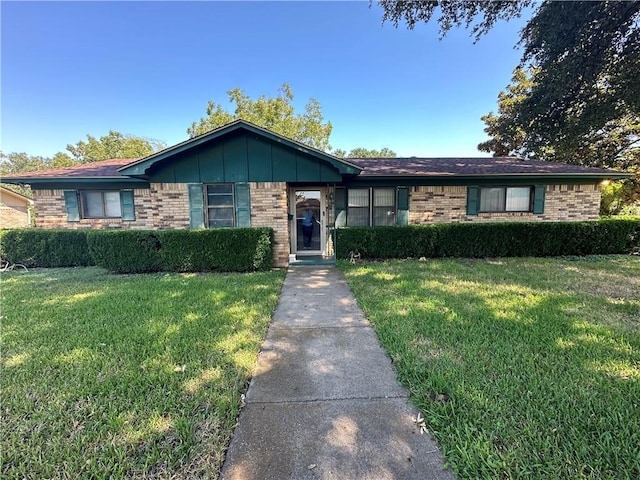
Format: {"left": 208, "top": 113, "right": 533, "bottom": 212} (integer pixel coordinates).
{"left": 0, "top": 186, "right": 33, "bottom": 229}
{"left": 2, "top": 120, "right": 630, "bottom": 266}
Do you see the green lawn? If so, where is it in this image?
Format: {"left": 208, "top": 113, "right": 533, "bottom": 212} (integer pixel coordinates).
{"left": 340, "top": 256, "right": 640, "bottom": 479}
{"left": 1, "top": 267, "right": 285, "bottom": 479}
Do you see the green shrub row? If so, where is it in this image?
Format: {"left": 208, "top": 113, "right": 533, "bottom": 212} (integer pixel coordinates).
{"left": 0, "top": 228, "right": 274, "bottom": 272}
{"left": 0, "top": 229, "right": 92, "bottom": 267}
{"left": 335, "top": 218, "right": 640, "bottom": 260}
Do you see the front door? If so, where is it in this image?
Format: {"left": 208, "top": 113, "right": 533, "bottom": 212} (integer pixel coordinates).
{"left": 291, "top": 189, "right": 325, "bottom": 256}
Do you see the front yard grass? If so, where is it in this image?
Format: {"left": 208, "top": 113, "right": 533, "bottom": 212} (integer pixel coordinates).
{"left": 1, "top": 267, "right": 285, "bottom": 479}
{"left": 340, "top": 256, "right": 640, "bottom": 479}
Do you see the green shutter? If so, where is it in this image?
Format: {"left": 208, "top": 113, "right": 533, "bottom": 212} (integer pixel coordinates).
{"left": 397, "top": 187, "right": 409, "bottom": 225}
{"left": 63, "top": 190, "right": 80, "bottom": 222}
{"left": 334, "top": 187, "right": 346, "bottom": 227}
{"left": 467, "top": 186, "right": 480, "bottom": 215}
{"left": 533, "top": 185, "right": 546, "bottom": 214}
{"left": 235, "top": 182, "right": 251, "bottom": 227}
{"left": 120, "top": 190, "right": 135, "bottom": 221}
{"left": 188, "top": 184, "right": 205, "bottom": 228}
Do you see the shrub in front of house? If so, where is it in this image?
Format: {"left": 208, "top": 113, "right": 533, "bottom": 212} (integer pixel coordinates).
{"left": 335, "top": 218, "right": 640, "bottom": 260}
{"left": 0, "top": 229, "right": 92, "bottom": 267}
{"left": 87, "top": 228, "right": 274, "bottom": 273}
{"left": 158, "top": 228, "right": 273, "bottom": 272}
{"left": 87, "top": 230, "right": 163, "bottom": 273}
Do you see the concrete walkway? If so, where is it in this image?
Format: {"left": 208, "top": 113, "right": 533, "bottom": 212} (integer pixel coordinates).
{"left": 219, "top": 266, "right": 454, "bottom": 480}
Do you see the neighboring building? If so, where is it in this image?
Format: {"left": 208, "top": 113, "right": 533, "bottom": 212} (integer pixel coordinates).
{"left": 2, "top": 120, "right": 631, "bottom": 266}
{"left": 0, "top": 186, "right": 33, "bottom": 228}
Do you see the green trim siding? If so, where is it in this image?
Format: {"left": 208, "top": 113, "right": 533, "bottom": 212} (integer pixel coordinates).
{"left": 146, "top": 132, "right": 343, "bottom": 184}
{"left": 118, "top": 120, "right": 362, "bottom": 177}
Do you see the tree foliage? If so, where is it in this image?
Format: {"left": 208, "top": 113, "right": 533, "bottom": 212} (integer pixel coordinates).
{"left": 333, "top": 147, "right": 397, "bottom": 158}
{"left": 188, "top": 83, "right": 334, "bottom": 151}
{"left": 65, "top": 131, "right": 165, "bottom": 164}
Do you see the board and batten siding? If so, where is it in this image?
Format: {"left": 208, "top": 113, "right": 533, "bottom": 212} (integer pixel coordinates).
{"left": 148, "top": 131, "right": 343, "bottom": 184}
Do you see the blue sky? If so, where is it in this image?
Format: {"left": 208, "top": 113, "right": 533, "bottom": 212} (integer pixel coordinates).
{"left": 1, "top": 1, "right": 528, "bottom": 158}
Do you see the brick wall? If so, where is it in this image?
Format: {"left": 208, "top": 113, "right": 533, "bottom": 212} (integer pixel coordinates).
{"left": 250, "top": 182, "right": 289, "bottom": 267}
{"left": 150, "top": 183, "right": 190, "bottom": 229}
{"left": 409, "top": 184, "right": 601, "bottom": 224}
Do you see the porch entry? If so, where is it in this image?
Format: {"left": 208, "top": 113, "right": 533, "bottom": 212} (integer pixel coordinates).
{"left": 290, "top": 188, "right": 330, "bottom": 257}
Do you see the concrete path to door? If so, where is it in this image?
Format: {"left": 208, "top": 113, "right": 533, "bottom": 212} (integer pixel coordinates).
{"left": 219, "top": 266, "right": 454, "bottom": 480}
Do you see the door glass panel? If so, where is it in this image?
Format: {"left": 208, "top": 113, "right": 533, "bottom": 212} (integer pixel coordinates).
{"left": 296, "top": 190, "right": 321, "bottom": 252}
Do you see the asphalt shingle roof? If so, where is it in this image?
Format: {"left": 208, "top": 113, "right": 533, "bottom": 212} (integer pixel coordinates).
{"left": 1, "top": 156, "right": 625, "bottom": 180}
{"left": 348, "top": 157, "right": 621, "bottom": 176}
{"left": 1, "top": 158, "right": 137, "bottom": 179}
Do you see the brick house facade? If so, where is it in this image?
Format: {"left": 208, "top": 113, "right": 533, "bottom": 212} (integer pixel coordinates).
{"left": 3, "top": 121, "right": 630, "bottom": 267}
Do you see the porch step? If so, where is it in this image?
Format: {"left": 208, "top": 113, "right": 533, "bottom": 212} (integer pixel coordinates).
{"left": 289, "top": 255, "right": 336, "bottom": 266}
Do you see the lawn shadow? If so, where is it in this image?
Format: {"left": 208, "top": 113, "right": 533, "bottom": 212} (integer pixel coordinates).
{"left": 341, "top": 258, "right": 640, "bottom": 478}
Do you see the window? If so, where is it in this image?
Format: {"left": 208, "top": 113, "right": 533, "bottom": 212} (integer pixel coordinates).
{"left": 206, "top": 184, "right": 235, "bottom": 227}
{"left": 81, "top": 191, "right": 122, "bottom": 218}
{"left": 373, "top": 188, "right": 396, "bottom": 226}
{"left": 346, "top": 188, "right": 397, "bottom": 226}
{"left": 480, "top": 187, "right": 533, "bottom": 212}
{"left": 347, "top": 189, "right": 370, "bottom": 226}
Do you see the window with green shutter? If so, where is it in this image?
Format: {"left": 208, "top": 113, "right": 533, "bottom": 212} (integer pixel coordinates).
{"left": 195, "top": 183, "right": 251, "bottom": 228}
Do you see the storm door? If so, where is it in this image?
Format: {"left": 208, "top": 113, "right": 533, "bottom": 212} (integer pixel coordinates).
{"left": 291, "top": 189, "right": 326, "bottom": 256}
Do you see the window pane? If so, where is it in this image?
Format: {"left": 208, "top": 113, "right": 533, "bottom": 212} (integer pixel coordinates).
{"left": 208, "top": 207, "right": 234, "bottom": 228}
{"left": 207, "top": 194, "right": 234, "bottom": 206}
{"left": 506, "top": 187, "right": 531, "bottom": 211}
{"left": 373, "top": 188, "right": 395, "bottom": 207}
{"left": 83, "top": 191, "right": 104, "bottom": 217}
{"left": 373, "top": 207, "right": 395, "bottom": 226}
{"left": 104, "top": 191, "right": 122, "bottom": 217}
{"left": 480, "top": 188, "right": 505, "bottom": 212}
{"left": 348, "top": 189, "right": 369, "bottom": 207}
{"left": 347, "top": 207, "right": 369, "bottom": 226}
{"left": 207, "top": 184, "right": 233, "bottom": 195}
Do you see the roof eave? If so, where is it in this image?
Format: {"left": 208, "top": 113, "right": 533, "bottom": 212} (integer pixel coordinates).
{"left": 1, "top": 176, "right": 149, "bottom": 185}
{"left": 357, "top": 172, "right": 632, "bottom": 181}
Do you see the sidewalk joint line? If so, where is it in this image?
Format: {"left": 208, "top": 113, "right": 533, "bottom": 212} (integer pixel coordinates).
{"left": 246, "top": 394, "right": 409, "bottom": 406}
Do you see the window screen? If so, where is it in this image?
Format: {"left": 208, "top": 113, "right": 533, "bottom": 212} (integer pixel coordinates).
{"left": 206, "top": 184, "right": 235, "bottom": 227}
{"left": 347, "top": 189, "right": 370, "bottom": 226}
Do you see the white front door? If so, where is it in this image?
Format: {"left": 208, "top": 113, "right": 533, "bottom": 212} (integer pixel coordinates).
{"left": 290, "top": 188, "right": 325, "bottom": 256}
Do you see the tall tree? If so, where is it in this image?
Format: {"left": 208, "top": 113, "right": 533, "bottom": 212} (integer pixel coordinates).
{"left": 188, "top": 83, "right": 333, "bottom": 151}
{"left": 66, "top": 131, "right": 165, "bottom": 163}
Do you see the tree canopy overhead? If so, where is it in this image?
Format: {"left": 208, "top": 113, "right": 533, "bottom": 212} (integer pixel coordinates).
{"left": 188, "top": 83, "right": 334, "bottom": 151}
{"left": 379, "top": 0, "right": 640, "bottom": 211}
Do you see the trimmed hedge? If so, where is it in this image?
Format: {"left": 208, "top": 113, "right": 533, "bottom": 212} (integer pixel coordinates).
{"left": 1, "top": 227, "right": 274, "bottom": 273}
{"left": 335, "top": 218, "right": 640, "bottom": 260}
{"left": 86, "top": 228, "right": 274, "bottom": 273}
{"left": 0, "top": 229, "right": 92, "bottom": 267}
